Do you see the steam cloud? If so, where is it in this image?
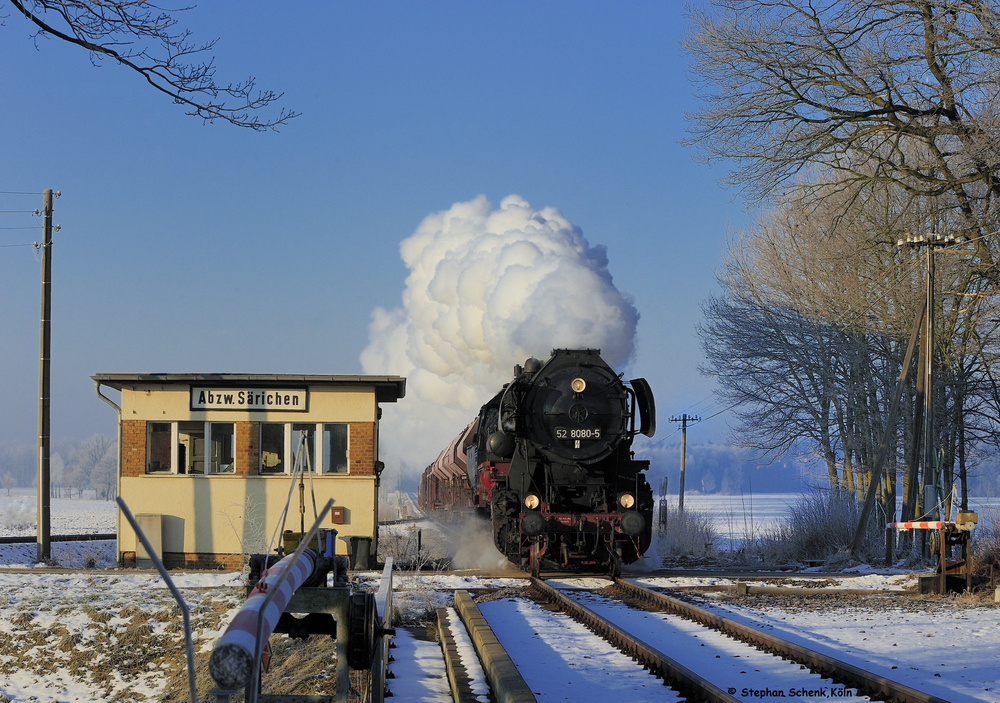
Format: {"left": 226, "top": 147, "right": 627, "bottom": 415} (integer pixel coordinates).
{"left": 361, "top": 194, "right": 639, "bottom": 478}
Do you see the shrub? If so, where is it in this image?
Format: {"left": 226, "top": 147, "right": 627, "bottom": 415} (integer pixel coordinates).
{"left": 0, "top": 501, "right": 33, "bottom": 532}
{"left": 656, "top": 502, "right": 718, "bottom": 561}
{"left": 972, "top": 503, "right": 1000, "bottom": 581}
{"left": 763, "top": 491, "right": 882, "bottom": 565}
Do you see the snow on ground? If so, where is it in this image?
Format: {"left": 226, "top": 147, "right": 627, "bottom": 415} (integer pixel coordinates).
{"left": 1, "top": 491, "right": 998, "bottom": 701}
{"left": 0, "top": 488, "right": 116, "bottom": 537}
{"left": 0, "top": 488, "right": 118, "bottom": 568}
{"left": 478, "top": 596, "right": 683, "bottom": 702}
{"left": 386, "top": 628, "right": 452, "bottom": 702}
{"left": 563, "top": 589, "right": 870, "bottom": 703}
{"left": 548, "top": 577, "right": 1000, "bottom": 701}
{"left": 439, "top": 607, "right": 490, "bottom": 702}
{"left": 694, "top": 590, "right": 1000, "bottom": 703}
{"left": 627, "top": 571, "right": 917, "bottom": 592}
{"left": 0, "top": 570, "right": 244, "bottom": 702}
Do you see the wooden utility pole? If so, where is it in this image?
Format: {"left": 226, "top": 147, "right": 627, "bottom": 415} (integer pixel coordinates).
{"left": 669, "top": 414, "right": 700, "bottom": 513}
{"left": 37, "top": 189, "right": 54, "bottom": 563}
{"left": 922, "top": 240, "right": 937, "bottom": 521}
{"left": 858, "top": 232, "right": 962, "bottom": 562}
{"left": 898, "top": 233, "right": 959, "bottom": 523}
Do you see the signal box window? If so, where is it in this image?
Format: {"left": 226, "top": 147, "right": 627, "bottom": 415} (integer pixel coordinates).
{"left": 291, "top": 423, "right": 316, "bottom": 471}
{"left": 323, "top": 423, "right": 348, "bottom": 474}
{"left": 147, "top": 422, "right": 172, "bottom": 473}
{"left": 178, "top": 422, "right": 205, "bottom": 474}
{"left": 210, "top": 423, "right": 235, "bottom": 473}
{"left": 260, "top": 423, "right": 285, "bottom": 474}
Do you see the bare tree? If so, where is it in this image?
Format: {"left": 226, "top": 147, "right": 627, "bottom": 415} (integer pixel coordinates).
{"left": 701, "top": 293, "right": 846, "bottom": 487}
{"left": 684, "top": 0, "right": 1000, "bottom": 277}
{"left": 702, "top": 178, "right": 1000, "bottom": 519}
{"left": 6, "top": 0, "right": 298, "bottom": 130}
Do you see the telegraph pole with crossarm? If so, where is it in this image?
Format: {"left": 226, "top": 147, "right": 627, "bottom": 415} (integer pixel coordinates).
{"left": 669, "top": 414, "right": 700, "bottom": 514}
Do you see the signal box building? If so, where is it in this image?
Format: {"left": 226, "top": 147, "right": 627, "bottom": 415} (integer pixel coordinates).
{"left": 92, "top": 373, "right": 405, "bottom": 569}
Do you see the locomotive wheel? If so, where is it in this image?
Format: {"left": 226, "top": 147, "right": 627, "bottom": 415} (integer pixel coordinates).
{"left": 529, "top": 541, "right": 544, "bottom": 577}
{"left": 347, "top": 592, "right": 376, "bottom": 670}
{"left": 491, "top": 506, "right": 509, "bottom": 555}
{"left": 609, "top": 548, "right": 622, "bottom": 579}
{"left": 491, "top": 489, "right": 519, "bottom": 557}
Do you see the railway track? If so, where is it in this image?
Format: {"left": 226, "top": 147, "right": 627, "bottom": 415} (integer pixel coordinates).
{"left": 0, "top": 532, "right": 115, "bottom": 545}
{"left": 431, "top": 577, "right": 951, "bottom": 703}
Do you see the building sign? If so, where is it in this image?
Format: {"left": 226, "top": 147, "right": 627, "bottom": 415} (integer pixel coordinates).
{"left": 190, "top": 387, "right": 308, "bottom": 412}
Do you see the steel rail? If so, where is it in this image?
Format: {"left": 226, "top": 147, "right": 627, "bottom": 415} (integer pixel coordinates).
{"left": 613, "top": 579, "right": 950, "bottom": 703}
{"left": 529, "top": 577, "right": 739, "bottom": 703}
{"left": 0, "top": 532, "right": 116, "bottom": 544}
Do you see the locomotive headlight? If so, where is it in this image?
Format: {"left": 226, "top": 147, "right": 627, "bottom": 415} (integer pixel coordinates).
{"left": 524, "top": 494, "right": 541, "bottom": 510}
{"left": 571, "top": 377, "right": 586, "bottom": 393}
{"left": 619, "top": 493, "right": 635, "bottom": 509}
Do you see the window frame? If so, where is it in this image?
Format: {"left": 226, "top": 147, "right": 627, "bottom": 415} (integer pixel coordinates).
{"left": 143, "top": 420, "right": 354, "bottom": 475}
{"left": 146, "top": 422, "right": 173, "bottom": 473}
{"left": 266, "top": 422, "right": 351, "bottom": 475}
{"left": 259, "top": 422, "right": 286, "bottom": 474}
{"left": 209, "top": 422, "right": 235, "bottom": 473}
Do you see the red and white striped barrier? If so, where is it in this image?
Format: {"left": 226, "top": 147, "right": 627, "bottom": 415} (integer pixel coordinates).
{"left": 889, "top": 521, "right": 947, "bottom": 531}
{"left": 209, "top": 550, "right": 317, "bottom": 689}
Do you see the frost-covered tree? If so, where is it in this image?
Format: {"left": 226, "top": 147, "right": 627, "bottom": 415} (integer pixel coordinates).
{"left": 0, "top": 442, "right": 34, "bottom": 489}
{"left": 71, "top": 435, "right": 115, "bottom": 499}
{"left": 1, "top": 472, "right": 14, "bottom": 497}
{"left": 90, "top": 448, "right": 116, "bottom": 501}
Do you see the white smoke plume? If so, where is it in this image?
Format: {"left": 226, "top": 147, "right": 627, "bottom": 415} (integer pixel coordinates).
{"left": 361, "top": 194, "right": 639, "bottom": 479}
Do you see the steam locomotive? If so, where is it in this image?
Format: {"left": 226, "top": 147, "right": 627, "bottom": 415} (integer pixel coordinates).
{"left": 418, "top": 348, "right": 655, "bottom": 576}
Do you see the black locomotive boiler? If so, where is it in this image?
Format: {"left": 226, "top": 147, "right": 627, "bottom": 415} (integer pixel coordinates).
{"left": 419, "top": 348, "right": 655, "bottom": 575}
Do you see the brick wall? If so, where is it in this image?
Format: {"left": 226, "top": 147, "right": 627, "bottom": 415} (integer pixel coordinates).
{"left": 350, "top": 422, "right": 374, "bottom": 475}
{"left": 122, "top": 420, "right": 146, "bottom": 477}
{"left": 122, "top": 551, "right": 244, "bottom": 570}
{"left": 235, "top": 421, "right": 260, "bottom": 475}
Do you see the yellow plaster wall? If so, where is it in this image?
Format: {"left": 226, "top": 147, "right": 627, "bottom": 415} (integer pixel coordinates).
{"left": 119, "top": 474, "right": 376, "bottom": 557}
{"left": 120, "top": 386, "right": 376, "bottom": 423}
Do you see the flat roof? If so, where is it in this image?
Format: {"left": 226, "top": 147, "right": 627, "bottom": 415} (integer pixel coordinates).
{"left": 92, "top": 372, "right": 406, "bottom": 403}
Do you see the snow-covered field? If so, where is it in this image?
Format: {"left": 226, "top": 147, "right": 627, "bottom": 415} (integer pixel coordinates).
{"left": 674, "top": 492, "right": 1000, "bottom": 546}
{"left": 1, "top": 491, "right": 998, "bottom": 701}
{"left": 0, "top": 489, "right": 117, "bottom": 569}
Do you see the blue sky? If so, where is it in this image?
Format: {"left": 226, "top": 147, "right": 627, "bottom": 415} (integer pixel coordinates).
{"left": 0, "top": 2, "right": 750, "bottom": 455}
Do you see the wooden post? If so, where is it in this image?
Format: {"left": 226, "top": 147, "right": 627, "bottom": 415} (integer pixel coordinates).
{"left": 36, "top": 188, "right": 53, "bottom": 563}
